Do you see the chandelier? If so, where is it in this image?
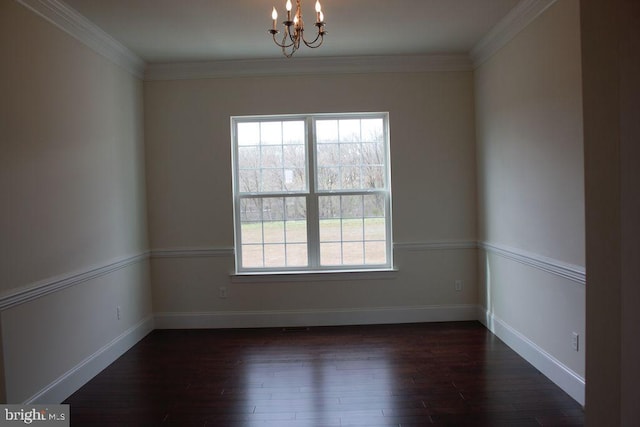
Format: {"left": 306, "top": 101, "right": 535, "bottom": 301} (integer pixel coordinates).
{"left": 269, "top": 0, "right": 326, "bottom": 58}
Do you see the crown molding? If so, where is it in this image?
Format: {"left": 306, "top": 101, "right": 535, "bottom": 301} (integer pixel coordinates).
{"left": 144, "top": 54, "right": 472, "bottom": 81}
{"left": 470, "top": 0, "right": 557, "bottom": 68}
{"left": 16, "top": 0, "right": 554, "bottom": 79}
{"left": 16, "top": 0, "right": 146, "bottom": 78}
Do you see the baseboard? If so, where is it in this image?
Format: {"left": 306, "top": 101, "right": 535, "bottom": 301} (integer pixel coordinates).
{"left": 477, "top": 307, "right": 585, "bottom": 405}
{"left": 154, "top": 304, "right": 478, "bottom": 329}
{"left": 25, "top": 316, "right": 154, "bottom": 404}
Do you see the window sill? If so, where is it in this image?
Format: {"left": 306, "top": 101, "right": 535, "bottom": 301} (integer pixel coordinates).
{"left": 230, "top": 268, "right": 398, "bottom": 283}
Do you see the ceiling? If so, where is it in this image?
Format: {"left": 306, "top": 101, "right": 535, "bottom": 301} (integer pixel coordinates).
{"left": 61, "top": 0, "right": 521, "bottom": 63}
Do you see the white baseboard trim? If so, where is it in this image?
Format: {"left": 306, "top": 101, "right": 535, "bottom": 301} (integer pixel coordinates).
{"left": 477, "top": 307, "right": 585, "bottom": 405}
{"left": 25, "top": 316, "right": 154, "bottom": 404}
{"left": 155, "top": 304, "right": 478, "bottom": 329}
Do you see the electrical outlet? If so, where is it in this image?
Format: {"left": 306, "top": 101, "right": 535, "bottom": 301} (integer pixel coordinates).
{"left": 455, "top": 280, "right": 463, "bottom": 292}
{"left": 219, "top": 286, "right": 228, "bottom": 299}
{"left": 116, "top": 306, "right": 121, "bottom": 320}
{"left": 571, "top": 332, "right": 579, "bottom": 351}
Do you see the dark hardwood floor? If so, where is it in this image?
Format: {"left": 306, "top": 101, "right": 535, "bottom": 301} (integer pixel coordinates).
{"left": 63, "top": 321, "right": 583, "bottom": 426}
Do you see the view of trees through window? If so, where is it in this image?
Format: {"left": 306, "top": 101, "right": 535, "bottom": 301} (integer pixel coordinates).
{"left": 233, "top": 114, "right": 391, "bottom": 271}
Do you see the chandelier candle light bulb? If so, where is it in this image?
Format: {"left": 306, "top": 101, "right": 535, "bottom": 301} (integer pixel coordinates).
{"left": 269, "top": 0, "right": 326, "bottom": 57}
{"left": 272, "top": 7, "right": 278, "bottom": 30}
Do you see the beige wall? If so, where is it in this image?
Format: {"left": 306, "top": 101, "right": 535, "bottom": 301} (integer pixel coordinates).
{"left": 0, "top": 1, "right": 151, "bottom": 403}
{"left": 144, "top": 71, "right": 479, "bottom": 320}
{"left": 474, "top": 0, "right": 585, "bottom": 400}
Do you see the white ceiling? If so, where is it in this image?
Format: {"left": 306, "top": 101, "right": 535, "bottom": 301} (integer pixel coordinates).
{"left": 61, "top": 0, "right": 521, "bottom": 63}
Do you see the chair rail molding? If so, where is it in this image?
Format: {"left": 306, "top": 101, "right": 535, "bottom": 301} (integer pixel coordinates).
{"left": 479, "top": 241, "right": 585, "bottom": 285}
{"left": 0, "top": 252, "right": 149, "bottom": 311}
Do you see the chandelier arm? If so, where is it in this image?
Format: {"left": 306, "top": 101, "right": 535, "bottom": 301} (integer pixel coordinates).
{"left": 271, "top": 21, "right": 300, "bottom": 49}
{"left": 271, "top": 30, "right": 295, "bottom": 49}
{"left": 301, "top": 28, "right": 325, "bottom": 48}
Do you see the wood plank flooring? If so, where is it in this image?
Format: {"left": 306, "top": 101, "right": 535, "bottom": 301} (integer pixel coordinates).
{"left": 63, "top": 321, "right": 583, "bottom": 426}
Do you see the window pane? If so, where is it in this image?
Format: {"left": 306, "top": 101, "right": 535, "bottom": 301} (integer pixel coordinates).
{"left": 340, "top": 166, "right": 361, "bottom": 189}
{"left": 261, "top": 146, "right": 283, "bottom": 168}
{"left": 242, "top": 245, "right": 263, "bottom": 268}
{"left": 284, "top": 197, "right": 308, "bottom": 267}
{"left": 261, "top": 122, "right": 282, "bottom": 145}
{"left": 341, "top": 195, "right": 363, "bottom": 218}
{"left": 342, "top": 218, "right": 363, "bottom": 241}
{"left": 342, "top": 242, "right": 364, "bottom": 265}
{"left": 285, "top": 197, "right": 306, "bottom": 220}
{"left": 264, "top": 244, "right": 285, "bottom": 267}
{"left": 237, "top": 122, "right": 260, "bottom": 146}
{"left": 319, "top": 196, "right": 341, "bottom": 219}
{"left": 262, "top": 197, "right": 284, "bottom": 219}
{"left": 316, "top": 120, "right": 338, "bottom": 143}
{"left": 286, "top": 220, "right": 307, "bottom": 243}
{"left": 261, "top": 169, "right": 284, "bottom": 192}
{"left": 364, "top": 218, "right": 385, "bottom": 240}
{"left": 365, "top": 241, "right": 386, "bottom": 265}
{"left": 361, "top": 142, "right": 384, "bottom": 166}
{"left": 317, "top": 167, "right": 340, "bottom": 191}
{"left": 361, "top": 119, "right": 383, "bottom": 142}
{"left": 264, "top": 221, "right": 284, "bottom": 244}
{"left": 283, "top": 145, "right": 305, "bottom": 168}
{"left": 238, "top": 169, "right": 259, "bottom": 193}
{"left": 317, "top": 144, "right": 339, "bottom": 166}
{"left": 240, "top": 198, "right": 262, "bottom": 222}
{"left": 241, "top": 222, "right": 262, "bottom": 244}
{"left": 283, "top": 121, "right": 305, "bottom": 144}
{"left": 339, "top": 119, "right": 361, "bottom": 142}
{"left": 286, "top": 244, "right": 308, "bottom": 267}
{"left": 320, "top": 243, "right": 341, "bottom": 265}
{"left": 319, "top": 219, "right": 341, "bottom": 241}
{"left": 363, "top": 194, "right": 385, "bottom": 217}
{"left": 238, "top": 146, "right": 259, "bottom": 168}
{"left": 362, "top": 166, "right": 384, "bottom": 189}
{"left": 340, "top": 143, "right": 361, "bottom": 165}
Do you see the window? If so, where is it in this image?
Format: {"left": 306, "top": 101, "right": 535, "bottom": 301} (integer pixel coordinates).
{"left": 231, "top": 113, "right": 392, "bottom": 273}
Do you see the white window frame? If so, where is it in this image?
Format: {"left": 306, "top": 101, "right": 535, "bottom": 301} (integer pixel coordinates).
{"left": 231, "top": 112, "right": 393, "bottom": 274}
